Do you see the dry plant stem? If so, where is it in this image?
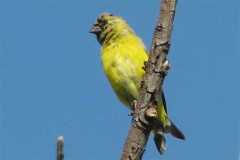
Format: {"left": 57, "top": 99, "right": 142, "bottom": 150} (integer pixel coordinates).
{"left": 120, "top": 0, "right": 178, "bottom": 160}
{"left": 57, "top": 136, "right": 64, "bottom": 160}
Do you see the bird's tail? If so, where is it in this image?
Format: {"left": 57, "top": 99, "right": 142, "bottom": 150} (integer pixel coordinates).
{"left": 153, "top": 117, "right": 185, "bottom": 154}
{"left": 153, "top": 131, "right": 166, "bottom": 155}
{"left": 164, "top": 116, "right": 185, "bottom": 140}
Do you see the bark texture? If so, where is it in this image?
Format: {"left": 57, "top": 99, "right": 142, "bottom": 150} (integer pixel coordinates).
{"left": 120, "top": 0, "right": 178, "bottom": 159}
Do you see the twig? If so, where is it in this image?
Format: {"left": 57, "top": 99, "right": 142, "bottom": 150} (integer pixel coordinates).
{"left": 57, "top": 136, "right": 64, "bottom": 160}
{"left": 120, "top": 0, "right": 178, "bottom": 159}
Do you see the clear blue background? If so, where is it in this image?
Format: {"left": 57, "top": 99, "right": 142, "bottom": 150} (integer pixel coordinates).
{"left": 1, "top": 0, "right": 239, "bottom": 160}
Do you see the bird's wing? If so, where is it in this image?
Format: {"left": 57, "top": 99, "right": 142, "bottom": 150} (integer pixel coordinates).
{"left": 161, "top": 91, "right": 167, "bottom": 114}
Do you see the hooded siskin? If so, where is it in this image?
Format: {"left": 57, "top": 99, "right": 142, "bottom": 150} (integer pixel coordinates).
{"left": 90, "top": 13, "right": 185, "bottom": 154}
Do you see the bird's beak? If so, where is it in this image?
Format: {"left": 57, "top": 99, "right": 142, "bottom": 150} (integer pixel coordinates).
{"left": 89, "top": 25, "right": 102, "bottom": 34}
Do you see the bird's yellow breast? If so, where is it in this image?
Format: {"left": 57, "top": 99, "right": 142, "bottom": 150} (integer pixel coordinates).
{"left": 101, "top": 35, "right": 148, "bottom": 108}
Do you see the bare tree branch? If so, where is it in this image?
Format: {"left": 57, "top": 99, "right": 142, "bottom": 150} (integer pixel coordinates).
{"left": 57, "top": 136, "right": 64, "bottom": 160}
{"left": 120, "top": 0, "right": 178, "bottom": 159}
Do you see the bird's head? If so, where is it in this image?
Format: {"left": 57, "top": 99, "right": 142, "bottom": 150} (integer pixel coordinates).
{"left": 90, "top": 13, "right": 133, "bottom": 45}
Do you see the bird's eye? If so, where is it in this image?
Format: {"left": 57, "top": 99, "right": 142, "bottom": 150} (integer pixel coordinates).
{"left": 102, "top": 20, "right": 107, "bottom": 24}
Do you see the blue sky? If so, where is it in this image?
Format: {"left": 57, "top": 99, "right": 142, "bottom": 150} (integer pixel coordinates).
{"left": 1, "top": 0, "right": 239, "bottom": 160}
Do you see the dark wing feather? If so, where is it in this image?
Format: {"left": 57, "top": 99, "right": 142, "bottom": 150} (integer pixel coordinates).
{"left": 161, "top": 91, "right": 167, "bottom": 114}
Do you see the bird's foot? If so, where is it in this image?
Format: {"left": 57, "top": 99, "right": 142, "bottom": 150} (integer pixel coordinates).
{"left": 128, "top": 112, "right": 134, "bottom": 116}
{"left": 128, "top": 100, "right": 137, "bottom": 116}
{"left": 131, "top": 100, "right": 137, "bottom": 111}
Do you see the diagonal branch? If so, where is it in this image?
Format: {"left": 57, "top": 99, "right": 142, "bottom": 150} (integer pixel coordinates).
{"left": 120, "top": 0, "right": 178, "bottom": 159}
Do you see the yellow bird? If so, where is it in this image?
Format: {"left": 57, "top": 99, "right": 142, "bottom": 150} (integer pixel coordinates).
{"left": 90, "top": 13, "right": 185, "bottom": 154}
